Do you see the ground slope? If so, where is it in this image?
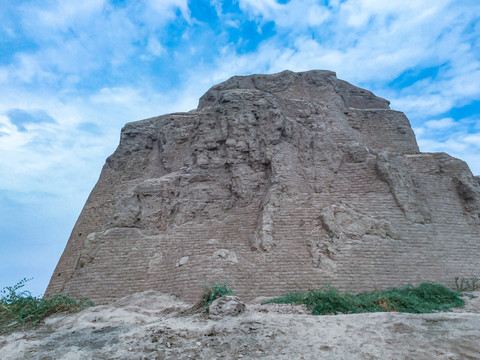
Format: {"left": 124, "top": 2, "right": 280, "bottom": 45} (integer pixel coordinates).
{"left": 1, "top": 291, "right": 480, "bottom": 360}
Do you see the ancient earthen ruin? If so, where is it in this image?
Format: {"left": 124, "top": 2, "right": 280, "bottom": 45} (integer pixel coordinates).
{"left": 46, "top": 70, "right": 480, "bottom": 304}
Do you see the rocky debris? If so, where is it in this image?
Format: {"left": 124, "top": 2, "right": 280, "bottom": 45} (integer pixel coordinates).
{"left": 1, "top": 291, "right": 479, "bottom": 360}
{"left": 249, "top": 297, "right": 309, "bottom": 315}
{"left": 45, "top": 70, "right": 480, "bottom": 304}
{"left": 208, "top": 296, "right": 246, "bottom": 317}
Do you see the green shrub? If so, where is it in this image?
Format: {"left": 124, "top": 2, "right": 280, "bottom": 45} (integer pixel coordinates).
{"left": 455, "top": 276, "right": 479, "bottom": 291}
{"left": 262, "top": 282, "right": 464, "bottom": 315}
{"left": 201, "top": 281, "right": 235, "bottom": 307}
{"left": 1, "top": 278, "right": 94, "bottom": 333}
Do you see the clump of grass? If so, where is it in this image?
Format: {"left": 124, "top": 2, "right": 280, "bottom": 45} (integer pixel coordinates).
{"left": 262, "top": 282, "right": 464, "bottom": 315}
{"left": 455, "top": 276, "right": 479, "bottom": 291}
{"left": 1, "top": 278, "right": 94, "bottom": 333}
{"left": 201, "top": 281, "right": 235, "bottom": 308}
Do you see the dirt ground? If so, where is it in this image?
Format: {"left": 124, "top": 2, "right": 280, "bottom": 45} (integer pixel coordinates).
{"left": 1, "top": 290, "right": 479, "bottom": 360}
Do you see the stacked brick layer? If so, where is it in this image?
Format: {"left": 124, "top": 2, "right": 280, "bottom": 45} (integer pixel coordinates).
{"left": 45, "top": 70, "right": 480, "bottom": 304}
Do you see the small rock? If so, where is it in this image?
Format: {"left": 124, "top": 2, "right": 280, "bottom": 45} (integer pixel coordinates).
{"left": 175, "top": 256, "right": 189, "bottom": 267}
{"left": 212, "top": 249, "right": 238, "bottom": 263}
{"left": 208, "top": 296, "right": 246, "bottom": 317}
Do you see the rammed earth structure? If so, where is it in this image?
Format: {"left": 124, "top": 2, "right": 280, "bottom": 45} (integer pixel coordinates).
{"left": 46, "top": 70, "right": 480, "bottom": 304}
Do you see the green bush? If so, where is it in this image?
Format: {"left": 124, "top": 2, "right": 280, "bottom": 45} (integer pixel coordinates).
{"left": 201, "top": 281, "right": 235, "bottom": 307}
{"left": 455, "top": 276, "right": 479, "bottom": 291}
{"left": 1, "top": 278, "right": 94, "bottom": 333}
{"left": 262, "top": 282, "right": 464, "bottom": 315}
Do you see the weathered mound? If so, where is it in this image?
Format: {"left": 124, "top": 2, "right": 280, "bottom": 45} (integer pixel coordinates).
{"left": 45, "top": 70, "right": 480, "bottom": 304}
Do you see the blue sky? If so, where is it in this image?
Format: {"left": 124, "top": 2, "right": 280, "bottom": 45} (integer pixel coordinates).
{"left": 1, "top": 0, "right": 479, "bottom": 296}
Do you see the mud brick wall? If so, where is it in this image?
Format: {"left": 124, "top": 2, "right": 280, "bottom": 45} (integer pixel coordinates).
{"left": 46, "top": 70, "right": 480, "bottom": 304}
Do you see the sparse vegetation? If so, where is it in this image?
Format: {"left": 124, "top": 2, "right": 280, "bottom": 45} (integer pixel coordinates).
{"left": 455, "top": 276, "right": 479, "bottom": 291}
{"left": 1, "top": 278, "right": 94, "bottom": 333}
{"left": 201, "top": 281, "right": 235, "bottom": 308}
{"left": 262, "top": 283, "right": 464, "bottom": 315}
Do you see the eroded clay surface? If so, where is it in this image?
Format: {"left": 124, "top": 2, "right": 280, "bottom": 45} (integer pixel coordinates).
{"left": 45, "top": 70, "right": 480, "bottom": 304}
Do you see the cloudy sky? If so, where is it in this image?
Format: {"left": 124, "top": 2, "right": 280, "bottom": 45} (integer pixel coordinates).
{"left": 1, "top": 0, "right": 479, "bottom": 296}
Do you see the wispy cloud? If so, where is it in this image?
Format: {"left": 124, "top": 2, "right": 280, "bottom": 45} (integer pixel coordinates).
{"left": 424, "top": 118, "right": 455, "bottom": 130}
{"left": 238, "top": 0, "right": 330, "bottom": 28}
{"left": 6, "top": 109, "right": 56, "bottom": 132}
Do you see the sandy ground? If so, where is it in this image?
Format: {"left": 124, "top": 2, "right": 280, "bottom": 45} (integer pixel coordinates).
{"left": 1, "top": 290, "right": 479, "bottom": 360}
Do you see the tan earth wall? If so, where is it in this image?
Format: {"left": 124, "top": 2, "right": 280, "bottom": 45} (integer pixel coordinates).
{"left": 45, "top": 70, "right": 480, "bottom": 304}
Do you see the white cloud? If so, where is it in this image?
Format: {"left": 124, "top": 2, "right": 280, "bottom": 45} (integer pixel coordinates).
{"left": 390, "top": 66, "right": 480, "bottom": 120}
{"left": 2, "top": 0, "right": 478, "bottom": 190}
{"left": 147, "top": 0, "right": 191, "bottom": 21}
{"left": 413, "top": 127, "right": 425, "bottom": 137}
{"left": 238, "top": 0, "right": 329, "bottom": 28}
{"left": 30, "top": 0, "right": 107, "bottom": 30}
{"left": 225, "top": 19, "right": 240, "bottom": 28}
{"left": 90, "top": 87, "right": 144, "bottom": 104}
{"left": 147, "top": 36, "right": 166, "bottom": 57}
{"left": 0, "top": 77, "right": 203, "bottom": 201}
{"left": 424, "top": 118, "right": 455, "bottom": 130}
{"left": 238, "top": 0, "right": 280, "bottom": 16}
{"left": 463, "top": 134, "right": 480, "bottom": 145}
{"left": 203, "top": 0, "right": 477, "bottom": 99}
{"left": 2, "top": 0, "right": 194, "bottom": 92}
{"left": 339, "top": 0, "right": 449, "bottom": 27}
